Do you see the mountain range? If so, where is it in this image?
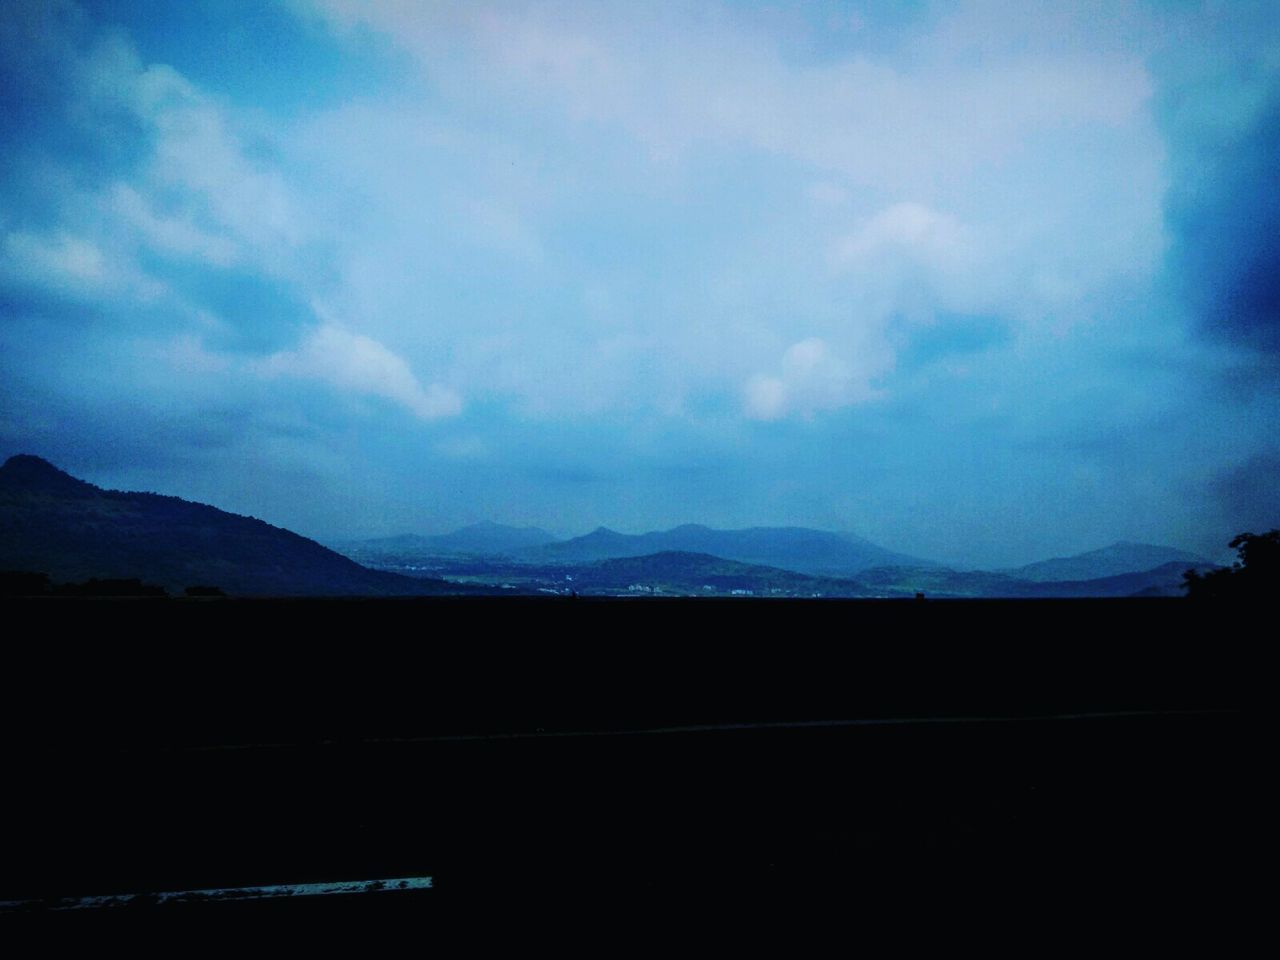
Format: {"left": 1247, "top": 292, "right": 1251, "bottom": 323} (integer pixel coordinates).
{"left": 526, "top": 523, "right": 934, "bottom": 576}
{"left": 342, "top": 522, "right": 932, "bottom": 577}
{"left": 338, "top": 522, "right": 558, "bottom": 563}
{"left": 342, "top": 521, "right": 1214, "bottom": 590}
{"left": 1, "top": 454, "right": 1217, "bottom": 598}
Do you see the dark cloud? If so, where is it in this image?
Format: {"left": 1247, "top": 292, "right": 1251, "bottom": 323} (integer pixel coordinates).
{"left": 142, "top": 259, "right": 315, "bottom": 353}
{"left": 0, "top": 2, "right": 148, "bottom": 190}
{"left": 1159, "top": 22, "right": 1280, "bottom": 356}
{"left": 1209, "top": 451, "right": 1280, "bottom": 537}
{"left": 0, "top": 1, "right": 85, "bottom": 136}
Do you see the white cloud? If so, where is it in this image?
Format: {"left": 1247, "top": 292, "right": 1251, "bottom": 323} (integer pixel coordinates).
{"left": 2, "top": 229, "right": 167, "bottom": 301}
{"left": 130, "top": 65, "right": 302, "bottom": 262}
{"left": 1, "top": 12, "right": 310, "bottom": 316}
{"left": 836, "top": 203, "right": 968, "bottom": 262}
{"left": 269, "top": 0, "right": 1170, "bottom": 430}
{"left": 141, "top": 334, "right": 232, "bottom": 376}
{"left": 3, "top": 231, "right": 107, "bottom": 285}
{"left": 57, "top": 34, "right": 304, "bottom": 277}
{"left": 259, "top": 324, "right": 463, "bottom": 421}
{"left": 307, "top": 1, "right": 1155, "bottom": 192}
{"left": 108, "top": 184, "right": 239, "bottom": 267}
{"left": 745, "top": 338, "right": 879, "bottom": 421}
{"left": 743, "top": 374, "right": 788, "bottom": 422}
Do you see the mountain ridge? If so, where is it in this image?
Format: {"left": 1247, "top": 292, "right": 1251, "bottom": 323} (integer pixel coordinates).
{"left": 340, "top": 521, "right": 559, "bottom": 559}
{"left": 0, "top": 455, "right": 445, "bottom": 596}
{"left": 1005, "top": 541, "right": 1213, "bottom": 582}
{"left": 2, "top": 455, "right": 1220, "bottom": 599}
{"left": 515, "top": 523, "right": 932, "bottom": 576}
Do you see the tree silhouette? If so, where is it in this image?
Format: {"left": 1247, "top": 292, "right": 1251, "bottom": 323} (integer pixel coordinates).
{"left": 1183, "top": 530, "right": 1280, "bottom": 599}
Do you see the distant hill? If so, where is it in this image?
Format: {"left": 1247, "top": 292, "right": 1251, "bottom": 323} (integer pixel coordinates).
{"left": 519, "top": 524, "right": 931, "bottom": 577}
{"left": 569, "top": 551, "right": 872, "bottom": 597}
{"left": 1008, "top": 542, "right": 1212, "bottom": 583}
{"left": 1024, "top": 561, "right": 1216, "bottom": 598}
{"left": 0, "top": 455, "right": 447, "bottom": 596}
{"left": 340, "top": 522, "right": 559, "bottom": 560}
{"left": 856, "top": 560, "right": 1218, "bottom": 598}
{"left": 365, "top": 547, "right": 1209, "bottom": 599}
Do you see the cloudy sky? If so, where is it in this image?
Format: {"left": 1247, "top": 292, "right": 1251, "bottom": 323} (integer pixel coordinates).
{"left": 2, "top": 0, "right": 1277, "bottom": 567}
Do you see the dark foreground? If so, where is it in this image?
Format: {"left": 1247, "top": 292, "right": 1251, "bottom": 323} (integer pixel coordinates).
{"left": 0, "top": 597, "right": 1254, "bottom": 932}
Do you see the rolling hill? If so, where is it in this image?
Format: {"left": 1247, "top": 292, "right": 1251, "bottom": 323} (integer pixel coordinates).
{"left": 518, "top": 523, "right": 931, "bottom": 576}
{"left": 1007, "top": 541, "right": 1213, "bottom": 582}
{"left": 854, "top": 561, "right": 1214, "bottom": 598}
{"left": 564, "top": 551, "right": 873, "bottom": 596}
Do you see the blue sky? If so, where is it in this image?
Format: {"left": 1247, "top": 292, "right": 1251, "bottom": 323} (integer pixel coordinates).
{"left": 2, "top": 0, "right": 1277, "bottom": 567}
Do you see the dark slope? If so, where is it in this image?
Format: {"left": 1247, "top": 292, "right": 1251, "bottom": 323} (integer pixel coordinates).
{"left": 520, "top": 523, "right": 929, "bottom": 576}
{"left": 1009, "top": 541, "right": 1212, "bottom": 582}
{"left": 0, "top": 455, "right": 443, "bottom": 596}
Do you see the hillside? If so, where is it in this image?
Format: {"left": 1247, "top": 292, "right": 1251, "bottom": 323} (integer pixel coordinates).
{"left": 519, "top": 523, "right": 930, "bottom": 576}
{"left": 0, "top": 455, "right": 445, "bottom": 596}
{"left": 855, "top": 560, "right": 1215, "bottom": 598}
{"left": 1009, "top": 541, "right": 1212, "bottom": 582}
{"left": 570, "top": 551, "right": 872, "bottom": 596}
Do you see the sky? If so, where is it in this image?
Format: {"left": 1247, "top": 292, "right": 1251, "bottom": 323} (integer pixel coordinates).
{"left": 1, "top": 0, "right": 1278, "bottom": 568}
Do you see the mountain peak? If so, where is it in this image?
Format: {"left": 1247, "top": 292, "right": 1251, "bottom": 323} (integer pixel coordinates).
{"left": 0, "top": 455, "right": 98, "bottom": 497}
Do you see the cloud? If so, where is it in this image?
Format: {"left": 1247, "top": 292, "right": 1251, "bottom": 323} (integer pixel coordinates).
{"left": 3, "top": 231, "right": 106, "bottom": 286}
{"left": 3, "top": 0, "right": 1271, "bottom": 564}
{"left": 2, "top": 4, "right": 306, "bottom": 288}
{"left": 835, "top": 202, "right": 968, "bottom": 264}
{"left": 107, "top": 184, "right": 239, "bottom": 267}
{"left": 259, "top": 324, "right": 462, "bottom": 421}
{"left": 295, "top": 0, "right": 1166, "bottom": 419}
{"left": 307, "top": 1, "right": 1155, "bottom": 190}
{"left": 1, "top": 228, "right": 166, "bottom": 302}
{"left": 1208, "top": 451, "right": 1280, "bottom": 538}
{"left": 745, "top": 338, "right": 877, "bottom": 421}
{"left": 78, "top": 51, "right": 305, "bottom": 265}
{"left": 1158, "top": 9, "right": 1280, "bottom": 357}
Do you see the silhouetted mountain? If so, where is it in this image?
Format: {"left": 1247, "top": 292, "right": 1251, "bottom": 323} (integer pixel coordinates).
{"left": 0, "top": 455, "right": 446, "bottom": 596}
{"left": 0, "top": 454, "right": 100, "bottom": 498}
{"left": 1008, "top": 541, "right": 1212, "bottom": 582}
{"left": 340, "top": 522, "right": 559, "bottom": 560}
{"left": 520, "top": 523, "right": 930, "bottom": 576}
